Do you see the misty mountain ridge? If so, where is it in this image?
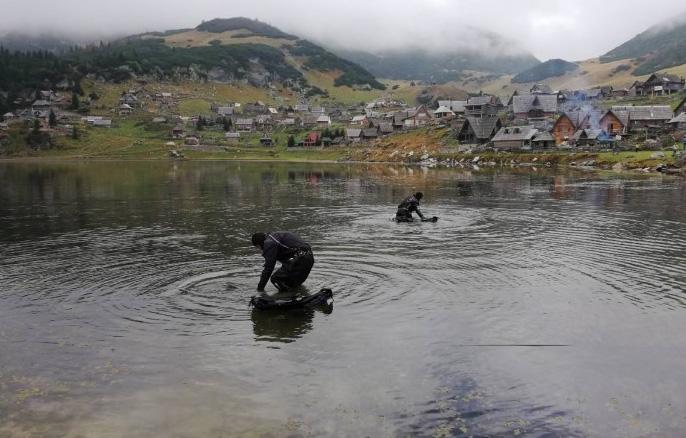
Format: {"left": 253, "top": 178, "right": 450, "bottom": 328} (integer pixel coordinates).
{"left": 600, "top": 11, "right": 686, "bottom": 75}
{"left": 511, "top": 59, "right": 579, "bottom": 84}
{"left": 0, "top": 17, "right": 385, "bottom": 102}
{"left": 331, "top": 25, "right": 539, "bottom": 83}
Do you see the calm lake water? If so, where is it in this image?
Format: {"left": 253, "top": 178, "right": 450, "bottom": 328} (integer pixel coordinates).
{"left": 1, "top": 161, "right": 686, "bottom": 437}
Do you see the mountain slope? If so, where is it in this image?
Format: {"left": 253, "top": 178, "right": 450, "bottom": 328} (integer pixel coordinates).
{"left": 600, "top": 14, "right": 686, "bottom": 75}
{"left": 334, "top": 27, "right": 539, "bottom": 83}
{"left": 511, "top": 59, "right": 579, "bottom": 83}
{"left": 0, "top": 17, "right": 387, "bottom": 112}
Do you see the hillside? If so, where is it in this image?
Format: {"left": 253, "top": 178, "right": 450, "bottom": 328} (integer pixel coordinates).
{"left": 451, "top": 57, "right": 686, "bottom": 99}
{"left": 511, "top": 59, "right": 579, "bottom": 83}
{"left": 600, "top": 14, "right": 686, "bottom": 75}
{"left": 0, "top": 17, "right": 387, "bottom": 113}
{"left": 335, "top": 28, "right": 539, "bottom": 84}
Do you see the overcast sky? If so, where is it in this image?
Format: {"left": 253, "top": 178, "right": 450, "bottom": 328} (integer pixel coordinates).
{"left": 2, "top": 0, "right": 685, "bottom": 60}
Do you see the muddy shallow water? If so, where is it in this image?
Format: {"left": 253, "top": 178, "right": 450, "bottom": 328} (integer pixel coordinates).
{"left": 1, "top": 161, "right": 685, "bottom": 437}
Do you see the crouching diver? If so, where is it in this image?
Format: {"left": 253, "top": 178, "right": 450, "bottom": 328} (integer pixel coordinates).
{"left": 396, "top": 192, "right": 426, "bottom": 222}
{"left": 252, "top": 232, "right": 314, "bottom": 292}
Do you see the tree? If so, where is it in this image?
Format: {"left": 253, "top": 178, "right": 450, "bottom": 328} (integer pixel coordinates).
{"left": 287, "top": 135, "right": 295, "bottom": 148}
{"left": 197, "top": 116, "right": 205, "bottom": 131}
{"left": 223, "top": 117, "right": 232, "bottom": 132}
{"left": 48, "top": 110, "right": 57, "bottom": 128}
{"left": 72, "top": 125, "right": 79, "bottom": 140}
{"left": 70, "top": 93, "right": 80, "bottom": 110}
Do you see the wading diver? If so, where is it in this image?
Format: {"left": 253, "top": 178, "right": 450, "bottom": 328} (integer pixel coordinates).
{"left": 252, "top": 232, "right": 314, "bottom": 292}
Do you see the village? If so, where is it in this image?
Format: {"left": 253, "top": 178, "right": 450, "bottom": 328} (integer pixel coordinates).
{"left": 2, "top": 73, "right": 686, "bottom": 165}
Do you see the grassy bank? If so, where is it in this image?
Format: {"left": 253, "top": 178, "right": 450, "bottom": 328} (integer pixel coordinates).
{"left": 2, "top": 122, "right": 684, "bottom": 174}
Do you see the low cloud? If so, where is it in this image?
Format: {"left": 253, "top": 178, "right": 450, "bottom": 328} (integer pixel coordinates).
{"left": 1, "top": 0, "right": 685, "bottom": 60}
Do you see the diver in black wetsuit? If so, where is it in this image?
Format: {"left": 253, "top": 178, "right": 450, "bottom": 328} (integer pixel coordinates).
{"left": 252, "top": 232, "right": 314, "bottom": 292}
{"left": 395, "top": 192, "right": 425, "bottom": 222}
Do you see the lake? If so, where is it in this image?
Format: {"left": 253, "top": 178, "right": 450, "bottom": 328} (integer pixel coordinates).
{"left": 1, "top": 161, "right": 685, "bottom": 437}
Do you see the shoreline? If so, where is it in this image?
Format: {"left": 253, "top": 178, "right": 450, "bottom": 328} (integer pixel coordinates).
{"left": 1, "top": 152, "right": 683, "bottom": 176}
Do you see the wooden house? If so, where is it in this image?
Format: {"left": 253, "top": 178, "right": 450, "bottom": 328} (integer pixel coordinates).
{"left": 172, "top": 124, "right": 185, "bottom": 138}
{"left": 316, "top": 115, "right": 331, "bottom": 128}
{"left": 455, "top": 117, "right": 502, "bottom": 144}
{"left": 465, "top": 95, "right": 501, "bottom": 118}
{"left": 667, "top": 113, "right": 686, "bottom": 130}
{"left": 236, "top": 118, "right": 255, "bottom": 132}
{"left": 675, "top": 96, "right": 686, "bottom": 116}
{"left": 303, "top": 132, "right": 320, "bottom": 147}
{"left": 643, "top": 73, "right": 685, "bottom": 95}
{"left": 512, "top": 95, "right": 557, "bottom": 121}
{"left": 437, "top": 100, "right": 467, "bottom": 114}
{"left": 225, "top": 132, "right": 241, "bottom": 143}
{"left": 351, "top": 115, "right": 369, "bottom": 127}
{"left": 492, "top": 126, "right": 537, "bottom": 151}
{"left": 532, "top": 131, "right": 555, "bottom": 149}
{"left": 362, "top": 127, "right": 379, "bottom": 140}
{"left": 611, "top": 105, "right": 673, "bottom": 131}
{"left": 403, "top": 106, "right": 432, "bottom": 128}
{"left": 572, "top": 129, "right": 605, "bottom": 147}
{"left": 551, "top": 111, "right": 594, "bottom": 144}
{"left": 346, "top": 128, "right": 362, "bottom": 143}
{"left": 118, "top": 104, "right": 133, "bottom": 116}
{"left": 599, "top": 110, "right": 629, "bottom": 136}
{"left": 434, "top": 106, "right": 455, "bottom": 119}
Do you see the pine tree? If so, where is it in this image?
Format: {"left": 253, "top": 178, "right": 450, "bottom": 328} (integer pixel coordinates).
{"left": 70, "top": 93, "right": 80, "bottom": 110}
{"left": 222, "top": 117, "right": 232, "bottom": 132}
{"left": 48, "top": 110, "right": 57, "bottom": 128}
{"left": 72, "top": 125, "right": 79, "bottom": 140}
{"left": 287, "top": 135, "right": 295, "bottom": 147}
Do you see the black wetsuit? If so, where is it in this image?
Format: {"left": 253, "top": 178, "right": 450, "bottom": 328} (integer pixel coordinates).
{"left": 396, "top": 195, "right": 424, "bottom": 222}
{"left": 258, "top": 232, "right": 314, "bottom": 291}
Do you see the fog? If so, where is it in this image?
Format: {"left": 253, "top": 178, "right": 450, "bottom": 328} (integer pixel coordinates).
{"left": 1, "top": 0, "right": 685, "bottom": 60}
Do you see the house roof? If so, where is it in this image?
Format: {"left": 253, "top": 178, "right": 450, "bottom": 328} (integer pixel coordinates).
{"left": 463, "top": 116, "right": 501, "bottom": 140}
{"left": 225, "top": 132, "right": 241, "bottom": 138}
{"left": 668, "top": 113, "right": 686, "bottom": 124}
{"left": 352, "top": 115, "right": 367, "bottom": 122}
{"left": 434, "top": 106, "right": 455, "bottom": 115}
{"left": 492, "top": 125, "right": 537, "bottom": 142}
{"left": 379, "top": 123, "right": 394, "bottom": 133}
{"left": 236, "top": 118, "right": 254, "bottom": 125}
{"left": 346, "top": 128, "right": 362, "bottom": 137}
{"left": 573, "top": 128, "right": 603, "bottom": 141}
{"left": 317, "top": 115, "right": 331, "bottom": 123}
{"left": 533, "top": 131, "right": 554, "bottom": 142}
{"left": 513, "top": 95, "right": 557, "bottom": 114}
{"left": 32, "top": 100, "right": 51, "bottom": 106}
{"left": 612, "top": 105, "right": 673, "bottom": 121}
{"left": 362, "top": 128, "right": 379, "bottom": 137}
{"left": 601, "top": 109, "right": 629, "bottom": 127}
{"left": 467, "top": 96, "right": 494, "bottom": 106}
{"left": 438, "top": 100, "right": 467, "bottom": 112}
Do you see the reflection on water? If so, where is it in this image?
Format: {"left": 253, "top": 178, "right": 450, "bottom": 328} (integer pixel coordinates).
{"left": 1, "top": 161, "right": 686, "bottom": 437}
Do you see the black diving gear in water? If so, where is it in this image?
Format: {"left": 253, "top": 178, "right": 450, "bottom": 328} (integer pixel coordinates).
{"left": 250, "top": 288, "right": 334, "bottom": 311}
{"left": 258, "top": 232, "right": 314, "bottom": 291}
